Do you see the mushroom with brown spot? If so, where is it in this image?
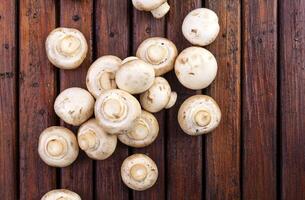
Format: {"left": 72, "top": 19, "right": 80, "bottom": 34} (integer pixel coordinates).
{"left": 132, "top": 0, "right": 170, "bottom": 19}
{"left": 77, "top": 118, "right": 117, "bottom": 160}
{"left": 41, "top": 189, "right": 81, "bottom": 200}
{"left": 54, "top": 87, "right": 95, "bottom": 126}
{"left": 136, "top": 37, "right": 178, "bottom": 76}
{"left": 38, "top": 126, "right": 79, "bottom": 167}
{"left": 121, "top": 154, "right": 158, "bottom": 191}
{"left": 178, "top": 95, "right": 221, "bottom": 136}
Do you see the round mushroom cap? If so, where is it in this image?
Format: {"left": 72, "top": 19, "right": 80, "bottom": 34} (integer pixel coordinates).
{"left": 118, "top": 110, "right": 159, "bottom": 148}
{"left": 41, "top": 189, "right": 81, "bottom": 200}
{"left": 38, "top": 126, "right": 79, "bottom": 167}
{"left": 115, "top": 59, "right": 155, "bottom": 94}
{"left": 86, "top": 55, "right": 122, "bottom": 98}
{"left": 178, "top": 95, "right": 221, "bottom": 136}
{"left": 121, "top": 154, "right": 158, "bottom": 191}
{"left": 46, "top": 27, "right": 88, "bottom": 69}
{"left": 121, "top": 56, "right": 139, "bottom": 65}
{"left": 54, "top": 87, "right": 95, "bottom": 126}
{"left": 140, "top": 77, "right": 173, "bottom": 113}
{"left": 78, "top": 118, "right": 117, "bottom": 160}
{"left": 136, "top": 37, "right": 178, "bottom": 76}
{"left": 175, "top": 47, "right": 217, "bottom": 90}
{"left": 95, "top": 89, "right": 142, "bottom": 135}
{"left": 182, "top": 8, "right": 220, "bottom": 46}
{"left": 132, "top": 0, "right": 166, "bottom": 11}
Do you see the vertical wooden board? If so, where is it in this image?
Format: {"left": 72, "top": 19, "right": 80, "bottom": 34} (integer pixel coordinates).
{"left": 242, "top": 0, "right": 277, "bottom": 199}
{"left": 279, "top": 1, "right": 305, "bottom": 199}
{"left": 166, "top": 0, "right": 203, "bottom": 199}
{"left": 94, "top": 0, "right": 130, "bottom": 199}
{"left": 0, "top": 1, "right": 17, "bottom": 199}
{"left": 59, "top": 1, "right": 93, "bottom": 199}
{"left": 19, "top": 0, "right": 57, "bottom": 199}
{"left": 132, "top": 9, "right": 166, "bottom": 200}
{"left": 205, "top": 0, "right": 241, "bottom": 199}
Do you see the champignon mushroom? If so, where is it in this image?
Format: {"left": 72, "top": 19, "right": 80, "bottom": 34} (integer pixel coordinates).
{"left": 140, "top": 77, "right": 177, "bottom": 113}
{"left": 178, "top": 95, "right": 221, "bottom": 136}
{"left": 182, "top": 8, "right": 220, "bottom": 46}
{"left": 136, "top": 37, "right": 178, "bottom": 76}
{"left": 121, "top": 154, "right": 158, "bottom": 191}
{"left": 77, "top": 118, "right": 117, "bottom": 160}
{"left": 54, "top": 87, "right": 95, "bottom": 126}
{"left": 86, "top": 55, "right": 122, "bottom": 98}
{"left": 118, "top": 110, "right": 159, "bottom": 148}
{"left": 95, "top": 89, "right": 142, "bottom": 135}
{"left": 175, "top": 47, "right": 217, "bottom": 90}
{"left": 115, "top": 59, "right": 155, "bottom": 94}
{"left": 46, "top": 27, "right": 88, "bottom": 69}
{"left": 41, "top": 189, "right": 81, "bottom": 200}
{"left": 132, "top": 0, "right": 170, "bottom": 19}
{"left": 121, "top": 56, "right": 139, "bottom": 65}
{"left": 38, "top": 126, "right": 79, "bottom": 167}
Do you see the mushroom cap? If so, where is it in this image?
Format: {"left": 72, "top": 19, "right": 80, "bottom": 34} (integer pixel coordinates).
{"left": 54, "top": 87, "right": 95, "bottom": 126}
{"left": 38, "top": 126, "right": 79, "bottom": 167}
{"left": 165, "top": 91, "right": 177, "bottom": 109}
{"left": 178, "top": 95, "right": 221, "bottom": 135}
{"left": 115, "top": 59, "right": 155, "bottom": 94}
{"left": 182, "top": 8, "right": 220, "bottom": 46}
{"left": 41, "top": 189, "right": 81, "bottom": 200}
{"left": 136, "top": 37, "right": 178, "bottom": 76}
{"left": 118, "top": 110, "right": 159, "bottom": 148}
{"left": 140, "top": 77, "right": 172, "bottom": 113}
{"left": 175, "top": 47, "right": 217, "bottom": 90}
{"left": 86, "top": 55, "right": 122, "bottom": 98}
{"left": 77, "top": 118, "right": 117, "bottom": 160}
{"left": 132, "top": 0, "right": 166, "bottom": 11}
{"left": 95, "top": 89, "right": 142, "bottom": 135}
{"left": 150, "top": 2, "right": 170, "bottom": 19}
{"left": 46, "top": 27, "right": 88, "bottom": 69}
{"left": 121, "top": 154, "right": 158, "bottom": 191}
{"left": 121, "top": 56, "right": 139, "bottom": 65}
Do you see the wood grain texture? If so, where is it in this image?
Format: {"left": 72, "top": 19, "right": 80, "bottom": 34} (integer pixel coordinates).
{"left": 19, "top": 0, "right": 57, "bottom": 199}
{"left": 279, "top": 1, "right": 305, "bottom": 199}
{"left": 166, "top": 0, "right": 203, "bottom": 199}
{"left": 205, "top": 0, "right": 241, "bottom": 199}
{"left": 59, "top": 1, "right": 94, "bottom": 199}
{"left": 132, "top": 8, "right": 166, "bottom": 200}
{"left": 94, "top": 0, "right": 130, "bottom": 199}
{"left": 0, "top": 1, "right": 18, "bottom": 199}
{"left": 242, "top": 0, "right": 278, "bottom": 199}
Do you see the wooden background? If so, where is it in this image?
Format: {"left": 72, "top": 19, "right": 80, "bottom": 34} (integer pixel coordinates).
{"left": 0, "top": 0, "right": 304, "bottom": 199}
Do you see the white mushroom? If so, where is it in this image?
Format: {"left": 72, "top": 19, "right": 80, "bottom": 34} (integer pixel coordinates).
{"left": 86, "top": 55, "right": 122, "bottom": 98}
{"left": 95, "top": 89, "right": 141, "bottom": 135}
{"left": 132, "top": 0, "right": 170, "bottom": 19}
{"left": 136, "top": 37, "right": 178, "bottom": 76}
{"left": 77, "top": 118, "right": 117, "bottom": 160}
{"left": 46, "top": 27, "right": 88, "bottom": 69}
{"left": 178, "top": 95, "right": 221, "bottom": 136}
{"left": 121, "top": 56, "right": 139, "bottom": 65}
{"left": 54, "top": 87, "right": 95, "bottom": 126}
{"left": 121, "top": 154, "right": 158, "bottom": 191}
{"left": 182, "top": 8, "right": 220, "bottom": 46}
{"left": 175, "top": 47, "right": 217, "bottom": 90}
{"left": 41, "top": 189, "right": 81, "bottom": 200}
{"left": 140, "top": 77, "right": 177, "bottom": 113}
{"left": 118, "top": 110, "right": 159, "bottom": 148}
{"left": 38, "top": 126, "right": 79, "bottom": 167}
{"left": 115, "top": 59, "right": 155, "bottom": 94}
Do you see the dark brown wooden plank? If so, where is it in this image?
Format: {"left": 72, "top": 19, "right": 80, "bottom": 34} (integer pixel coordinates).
{"left": 19, "top": 0, "right": 57, "bottom": 199}
{"left": 166, "top": 0, "right": 203, "bottom": 199}
{"left": 94, "top": 0, "right": 130, "bottom": 199}
{"left": 279, "top": 1, "right": 305, "bottom": 199}
{"left": 0, "top": 1, "right": 18, "bottom": 199}
{"left": 242, "top": 0, "right": 277, "bottom": 199}
{"left": 59, "top": 1, "right": 93, "bottom": 199}
{"left": 205, "top": 0, "right": 241, "bottom": 199}
{"left": 132, "top": 8, "right": 166, "bottom": 200}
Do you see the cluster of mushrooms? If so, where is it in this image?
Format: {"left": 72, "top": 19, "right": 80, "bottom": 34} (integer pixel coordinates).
{"left": 40, "top": 3, "right": 221, "bottom": 199}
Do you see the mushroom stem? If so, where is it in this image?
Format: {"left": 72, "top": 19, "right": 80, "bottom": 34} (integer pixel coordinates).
{"left": 58, "top": 35, "right": 81, "bottom": 56}
{"left": 103, "top": 98, "right": 125, "bottom": 120}
{"left": 129, "top": 122, "right": 149, "bottom": 140}
{"left": 130, "top": 164, "right": 148, "bottom": 182}
{"left": 78, "top": 130, "right": 97, "bottom": 151}
{"left": 146, "top": 44, "right": 167, "bottom": 64}
{"left": 98, "top": 72, "right": 115, "bottom": 91}
{"left": 47, "top": 139, "right": 65, "bottom": 157}
{"left": 194, "top": 110, "right": 211, "bottom": 127}
{"left": 151, "top": 2, "right": 170, "bottom": 19}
